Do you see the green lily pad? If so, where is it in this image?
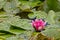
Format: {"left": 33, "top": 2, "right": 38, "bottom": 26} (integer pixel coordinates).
{"left": 46, "top": 10, "right": 56, "bottom": 24}
{"left": 7, "top": 16, "right": 34, "bottom": 31}
{"left": 28, "top": 11, "right": 47, "bottom": 19}
{"left": 0, "top": 0, "right": 7, "bottom": 9}
{"left": 43, "top": 0, "right": 60, "bottom": 12}
{"left": 0, "top": 21, "right": 10, "bottom": 31}
{"left": 42, "top": 25, "right": 60, "bottom": 40}
{"left": 3, "top": 0, "right": 20, "bottom": 14}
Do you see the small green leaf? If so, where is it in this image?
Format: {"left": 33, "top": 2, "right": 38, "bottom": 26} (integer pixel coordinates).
{"left": 46, "top": 10, "right": 56, "bottom": 24}
{"left": 6, "top": 31, "right": 33, "bottom": 40}
{"left": 43, "top": 0, "right": 60, "bottom": 12}
{"left": 19, "top": 5, "right": 31, "bottom": 12}
{"left": 55, "top": 12, "right": 60, "bottom": 24}
{"left": 42, "top": 24, "right": 60, "bottom": 40}
{"left": 6, "top": 36, "right": 19, "bottom": 40}
{"left": 3, "top": 0, "right": 20, "bottom": 14}
{"left": 18, "top": 31, "right": 33, "bottom": 40}
{"left": 0, "top": 21, "right": 10, "bottom": 31}
{"left": 0, "top": 0, "right": 6, "bottom": 9}
{"left": 9, "top": 27, "right": 25, "bottom": 34}
{"left": 20, "top": 1, "right": 41, "bottom": 8}
{"left": 28, "top": 11, "right": 47, "bottom": 19}
{"left": 8, "top": 16, "right": 34, "bottom": 31}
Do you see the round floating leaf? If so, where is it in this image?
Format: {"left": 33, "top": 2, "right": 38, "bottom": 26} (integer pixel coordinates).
{"left": 28, "top": 11, "right": 47, "bottom": 19}
{"left": 3, "top": 0, "right": 20, "bottom": 14}
{"left": 9, "top": 27, "right": 25, "bottom": 34}
{"left": 6, "top": 36, "right": 19, "bottom": 40}
{"left": 0, "top": 12, "right": 15, "bottom": 22}
{"left": 6, "top": 31, "right": 33, "bottom": 40}
{"left": 19, "top": 4, "right": 32, "bottom": 12}
{"left": 0, "top": 21, "right": 10, "bottom": 31}
{"left": 55, "top": 12, "right": 60, "bottom": 24}
{"left": 46, "top": 10, "right": 56, "bottom": 24}
{"left": 42, "top": 24, "right": 60, "bottom": 40}
{"left": 8, "top": 16, "right": 34, "bottom": 31}
{"left": 20, "top": 1, "right": 41, "bottom": 8}
{"left": 0, "top": 0, "right": 7, "bottom": 9}
{"left": 18, "top": 31, "right": 33, "bottom": 40}
{"left": 43, "top": 0, "right": 60, "bottom": 12}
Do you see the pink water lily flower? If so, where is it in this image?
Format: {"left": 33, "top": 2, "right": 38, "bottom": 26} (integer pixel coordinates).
{"left": 32, "top": 19, "right": 47, "bottom": 31}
